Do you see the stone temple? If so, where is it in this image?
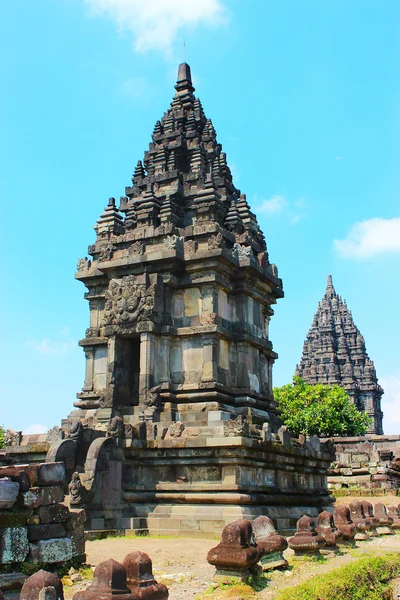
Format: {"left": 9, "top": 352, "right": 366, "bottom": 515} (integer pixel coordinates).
{"left": 33, "top": 63, "right": 334, "bottom": 535}
{"left": 295, "top": 275, "right": 384, "bottom": 435}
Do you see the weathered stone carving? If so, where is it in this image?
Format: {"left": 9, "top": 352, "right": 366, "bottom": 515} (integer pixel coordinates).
{"left": 68, "top": 422, "right": 83, "bottom": 447}
{"left": 163, "top": 234, "right": 180, "bottom": 250}
{"left": 85, "top": 328, "right": 100, "bottom": 338}
{"left": 141, "top": 386, "right": 160, "bottom": 408}
{"left": 184, "top": 239, "right": 196, "bottom": 254}
{"left": 235, "top": 243, "right": 251, "bottom": 261}
{"left": 98, "top": 243, "right": 114, "bottom": 262}
{"left": 77, "top": 257, "right": 91, "bottom": 271}
{"left": 223, "top": 416, "right": 250, "bottom": 438}
{"left": 106, "top": 417, "right": 125, "bottom": 440}
{"left": 104, "top": 277, "right": 156, "bottom": 326}
{"left": 69, "top": 472, "right": 84, "bottom": 505}
{"left": 128, "top": 240, "right": 144, "bottom": 256}
{"left": 5, "top": 429, "right": 22, "bottom": 446}
{"left": 46, "top": 426, "right": 64, "bottom": 444}
{"left": 165, "top": 421, "right": 185, "bottom": 439}
{"left": 207, "top": 232, "right": 223, "bottom": 250}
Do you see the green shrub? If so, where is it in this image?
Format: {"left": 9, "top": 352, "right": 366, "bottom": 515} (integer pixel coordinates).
{"left": 274, "top": 377, "right": 370, "bottom": 437}
{"left": 0, "top": 425, "right": 5, "bottom": 449}
{"left": 275, "top": 553, "right": 400, "bottom": 600}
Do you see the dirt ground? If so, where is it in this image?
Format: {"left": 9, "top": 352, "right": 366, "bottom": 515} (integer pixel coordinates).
{"left": 63, "top": 531, "right": 400, "bottom": 600}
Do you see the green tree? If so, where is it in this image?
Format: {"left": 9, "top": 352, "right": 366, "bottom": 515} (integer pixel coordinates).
{"left": 273, "top": 377, "right": 370, "bottom": 437}
{"left": 0, "top": 425, "right": 5, "bottom": 449}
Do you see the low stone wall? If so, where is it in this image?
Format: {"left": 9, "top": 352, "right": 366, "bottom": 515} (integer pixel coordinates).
{"left": 0, "top": 460, "right": 85, "bottom": 596}
{"left": 321, "top": 435, "right": 400, "bottom": 491}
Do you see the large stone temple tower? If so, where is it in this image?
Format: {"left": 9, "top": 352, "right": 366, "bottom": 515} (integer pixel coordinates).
{"left": 61, "top": 64, "right": 333, "bottom": 534}
{"left": 295, "top": 276, "right": 384, "bottom": 435}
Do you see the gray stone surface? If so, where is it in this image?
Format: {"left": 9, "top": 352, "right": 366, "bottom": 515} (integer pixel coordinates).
{"left": 29, "top": 538, "right": 73, "bottom": 564}
{"left": 0, "top": 526, "right": 29, "bottom": 563}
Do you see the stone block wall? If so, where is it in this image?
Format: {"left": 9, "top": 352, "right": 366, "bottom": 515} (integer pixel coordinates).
{"left": 0, "top": 462, "right": 85, "bottom": 569}
{"left": 323, "top": 435, "right": 400, "bottom": 491}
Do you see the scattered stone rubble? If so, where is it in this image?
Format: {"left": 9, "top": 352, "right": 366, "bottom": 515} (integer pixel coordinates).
{"left": 326, "top": 436, "right": 400, "bottom": 491}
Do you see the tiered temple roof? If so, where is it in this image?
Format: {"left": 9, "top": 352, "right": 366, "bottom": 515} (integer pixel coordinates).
{"left": 91, "top": 62, "right": 266, "bottom": 254}
{"left": 295, "top": 276, "right": 384, "bottom": 434}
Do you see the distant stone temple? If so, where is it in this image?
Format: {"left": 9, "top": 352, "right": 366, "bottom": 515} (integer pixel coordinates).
{"left": 1, "top": 64, "right": 335, "bottom": 534}
{"left": 295, "top": 275, "right": 384, "bottom": 435}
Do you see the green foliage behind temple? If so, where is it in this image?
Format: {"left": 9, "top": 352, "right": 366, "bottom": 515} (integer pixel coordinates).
{"left": 274, "top": 377, "right": 370, "bottom": 437}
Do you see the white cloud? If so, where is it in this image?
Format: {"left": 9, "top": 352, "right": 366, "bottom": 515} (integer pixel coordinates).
{"left": 26, "top": 328, "right": 75, "bottom": 356}
{"left": 23, "top": 424, "right": 48, "bottom": 435}
{"left": 121, "top": 76, "right": 148, "bottom": 98}
{"left": 381, "top": 371, "right": 400, "bottom": 435}
{"left": 334, "top": 217, "right": 400, "bottom": 259}
{"left": 84, "top": 0, "right": 228, "bottom": 53}
{"left": 256, "top": 195, "right": 288, "bottom": 216}
{"left": 254, "top": 194, "right": 306, "bottom": 224}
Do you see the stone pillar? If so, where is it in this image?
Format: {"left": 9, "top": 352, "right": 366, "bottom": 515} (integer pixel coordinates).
{"left": 158, "top": 337, "right": 171, "bottom": 384}
{"left": 202, "top": 338, "right": 218, "bottom": 382}
{"left": 139, "top": 333, "right": 156, "bottom": 394}
{"left": 236, "top": 342, "right": 250, "bottom": 388}
{"left": 83, "top": 348, "right": 94, "bottom": 391}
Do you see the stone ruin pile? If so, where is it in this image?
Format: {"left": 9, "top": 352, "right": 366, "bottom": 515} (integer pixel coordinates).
{"left": 327, "top": 437, "right": 400, "bottom": 491}
{"left": 0, "top": 462, "right": 85, "bottom": 597}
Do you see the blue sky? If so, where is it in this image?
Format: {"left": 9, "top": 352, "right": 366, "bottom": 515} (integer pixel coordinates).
{"left": 1, "top": 0, "right": 399, "bottom": 434}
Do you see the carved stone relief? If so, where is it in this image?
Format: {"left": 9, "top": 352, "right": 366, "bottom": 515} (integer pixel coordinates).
{"left": 104, "top": 276, "right": 157, "bottom": 326}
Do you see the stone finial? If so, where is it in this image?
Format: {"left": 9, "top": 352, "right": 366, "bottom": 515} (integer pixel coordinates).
{"left": 387, "top": 506, "right": 400, "bottom": 529}
{"left": 333, "top": 505, "right": 356, "bottom": 541}
{"left": 252, "top": 516, "right": 288, "bottom": 571}
{"left": 361, "top": 501, "right": 380, "bottom": 530}
{"left": 225, "top": 196, "right": 244, "bottom": 234}
{"left": 348, "top": 501, "right": 371, "bottom": 540}
{"left": 122, "top": 551, "right": 168, "bottom": 599}
{"left": 20, "top": 570, "right": 64, "bottom": 600}
{"left": 94, "top": 198, "right": 124, "bottom": 239}
{"left": 207, "top": 519, "right": 259, "bottom": 583}
{"left": 288, "top": 516, "right": 325, "bottom": 556}
{"left": 374, "top": 503, "right": 394, "bottom": 535}
{"left": 316, "top": 511, "right": 342, "bottom": 553}
{"left": 73, "top": 559, "right": 131, "bottom": 600}
{"left": 277, "top": 426, "right": 290, "bottom": 446}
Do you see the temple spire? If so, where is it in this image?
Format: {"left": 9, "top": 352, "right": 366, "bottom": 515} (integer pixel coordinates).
{"left": 175, "top": 62, "right": 195, "bottom": 108}
{"left": 295, "top": 276, "right": 384, "bottom": 435}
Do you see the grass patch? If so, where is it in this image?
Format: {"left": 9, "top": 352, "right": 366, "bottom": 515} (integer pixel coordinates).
{"left": 196, "top": 582, "right": 256, "bottom": 599}
{"left": 275, "top": 553, "right": 400, "bottom": 600}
